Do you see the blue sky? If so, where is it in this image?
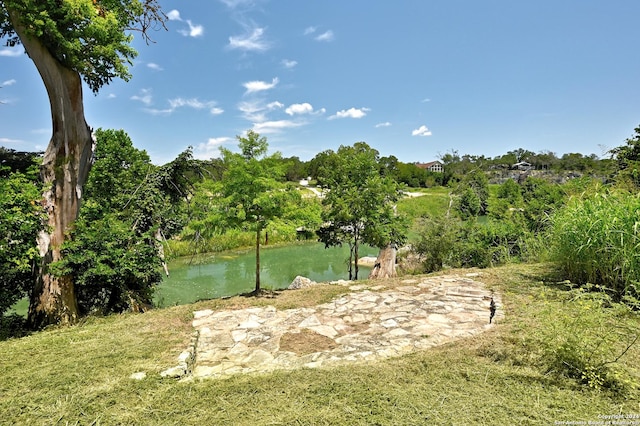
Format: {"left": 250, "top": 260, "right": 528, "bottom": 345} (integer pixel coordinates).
{"left": 1, "top": 0, "right": 640, "bottom": 165}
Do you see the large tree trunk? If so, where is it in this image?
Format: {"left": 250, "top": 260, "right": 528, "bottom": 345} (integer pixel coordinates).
{"left": 9, "top": 10, "right": 94, "bottom": 327}
{"left": 368, "top": 244, "right": 397, "bottom": 280}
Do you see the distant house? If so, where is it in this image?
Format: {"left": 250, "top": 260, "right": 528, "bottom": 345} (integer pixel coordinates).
{"left": 511, "top": 161, "right": 533, "bottom": 171}
{"left": 415, "top": 161, "right": 444, "bottom": 173}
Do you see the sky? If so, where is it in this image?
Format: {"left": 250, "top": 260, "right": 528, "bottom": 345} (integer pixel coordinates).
{"left": 1, "top": 0, "right": 640, "bottom": 165}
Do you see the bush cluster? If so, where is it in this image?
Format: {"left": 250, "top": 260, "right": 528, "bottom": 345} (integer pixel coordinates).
{"left": 529, "top": 287, "right": 638, "bottom": 393}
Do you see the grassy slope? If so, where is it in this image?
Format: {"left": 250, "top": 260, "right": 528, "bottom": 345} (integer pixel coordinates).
{"left": 1, "top": 264, "right": 638, "bottom": 425}
{"left": 397, "top": 187, "right": 451, "bottom": 241}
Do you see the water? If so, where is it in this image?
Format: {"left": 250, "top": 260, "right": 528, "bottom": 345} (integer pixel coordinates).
{"left": 154, "top": 243, "right": 375, "bottom": 307}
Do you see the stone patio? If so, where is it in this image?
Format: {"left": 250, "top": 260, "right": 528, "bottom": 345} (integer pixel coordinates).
{"left": 161, "top": 274, "right": 503, "bottom": 380}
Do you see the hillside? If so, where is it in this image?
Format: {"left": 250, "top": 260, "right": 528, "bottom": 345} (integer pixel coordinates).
{"left": 0, "top": 263, "right": 638, "bottom": 425}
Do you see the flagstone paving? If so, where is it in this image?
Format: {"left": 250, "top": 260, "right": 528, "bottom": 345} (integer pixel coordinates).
{"left": 161, "top": 274, "right": 503, "bottom": 380}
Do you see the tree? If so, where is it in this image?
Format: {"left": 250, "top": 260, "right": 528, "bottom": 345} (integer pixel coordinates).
{"left": 281, "top": 156, "right": 307, "bottom": 182}
{"left": 610, "top": 125, "right": 640, "bottom": 187}
{"left": 0, "top": 1, "right": 166, "bottom": 327}
{"left": 218, "top": 131, "right": 298, "bottom": 294}
{"left": 0, "top": 162, "right": 42, "bottom": 317}
{"left": 453, "top": 169, "right": 489, "bottom": 218}
{"left": 0, "top": 148, "right": 43, "bottom": 175}
{"left": 520, "top": 177, "right": 565, "bottom": 232}
{"left": 530, "top": 150, "right": 558, "bottom": 170}
{"left": 316, "top": 142, "right": 407, "bottom": 280}
{"left": 54, "top": 129, "right": 197, "bottom": 315}
{"left": 610, "top": 126, "right": 640, "bottom": 167}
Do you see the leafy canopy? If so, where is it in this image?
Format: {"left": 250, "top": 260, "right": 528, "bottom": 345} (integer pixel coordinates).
{"left": 316, "top": 142, "right": 408, "bottom": 279}
{"left": 219, "top": 130, "right": 293, "bottom": 231}
{"left": 0, "top": 163, "right": 43, "bottom": 316}
{"left": 53, "top": 129, "right": 197, "bottom": 314}
{"left": 0, "top": 0, "right": 166, "bottom": 93}
{"left": 216, "top": 130, "right": 301, "bottom": 292}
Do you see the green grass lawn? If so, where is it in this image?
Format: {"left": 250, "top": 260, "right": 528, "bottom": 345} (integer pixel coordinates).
{"left": 1, "top": 263, "right": 638, "bottom": 425}
{"left": 398, "top": 187, "right": 451, "bottom": 241}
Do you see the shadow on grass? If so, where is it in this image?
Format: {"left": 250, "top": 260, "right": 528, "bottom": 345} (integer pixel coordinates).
{"left": 0, "top": 314, "right": 31, "bottom": 341}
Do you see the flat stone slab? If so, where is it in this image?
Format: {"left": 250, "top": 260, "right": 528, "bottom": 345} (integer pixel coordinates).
{"left": 184, "top": 275, "right": 503, "bottom": 379}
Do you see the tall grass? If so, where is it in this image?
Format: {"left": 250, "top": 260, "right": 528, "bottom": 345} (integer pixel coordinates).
{"left": 550, "top": 191, "right": 640, "bottom": 302}
{"left": 167, "top": 224, "right": 304, "bottom": 258}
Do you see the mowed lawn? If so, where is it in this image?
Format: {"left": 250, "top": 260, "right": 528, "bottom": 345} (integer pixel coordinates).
{"left": 0, "top": 263, "right": 638, "bottom": 425}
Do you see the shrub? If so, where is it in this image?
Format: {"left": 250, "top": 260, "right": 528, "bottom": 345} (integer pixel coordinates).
{"left": 54, "top": 213, "right": 162, "bottom": 315}
{"left": 533, "top": 287, "right": 639, "bottom": 393}
{"left": 411, "top": 215, "right": 531, "bottom": 272}
{"left": 521, "top": 177, "right": 565, "bottom": 232}
{"left": 456, "top": 187, "right": 481, "bottom": 219}
{"left": 0, "top": 168, "right": 43, "bottom": 317}
{"left": 453, "top": 219, "right": 529, "bottom": 268}
{"left": 412, "top": 215, "right": 460, "bottom": 272}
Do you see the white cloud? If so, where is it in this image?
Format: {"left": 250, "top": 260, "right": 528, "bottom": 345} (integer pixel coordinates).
{"left": 266, "top": 101, "right": 284, "bottom": 109}
{"left": 131, "top": 88, "right": 153, "bottom": 106}
{"left": 253, "top": 120, "right": 303, "bottom": 134}
{"left": 238, "top": 99, "right": 282, "bottom": 122}
{"left": 315, "top": 30, "right": 334, "bottom": 42}
{"left": 304, "top": 26, "right": 317, "bottom": 35}
{"left": 243, "top": 77, "right": 279, "bottom": 94}
{"left": 107, "top": 93, "right": 117, "bottom": 99}
{"left": 169, "top": 10, "right": 203, "bottom": 37}
{"left": 141, "top": 96, "right": 222, "bottom": 116}
{"left": 0, "top": 49, "right": 22, "bottom": 57}
{"left": 195, "top": 136, "right": 233, "bottom": 159}
{"left": 145, "top": 108, "right": 174, "bottom": 116}
{"left": 285, "top": 103, "right": 314, "bottom": 115}
{"left": 219, "top": 0, "right": 255, "bottom": 8}
{"left": 179, "top": 20, "right": 204, "bottom": 37}
{"left": 421, "top": 98, "right": 431, "bottom": 103}
{"left": 167, "top": 9, "right": 181, "bottom": 20}
{"left": 282, "top": 59, "right": 298, "bottom": 69}
{"left": 169, "top": 98, "right": 207, "bottom": 109}
{"left": 375, "top": 122, "right": 392, "bottom": 128}
{"left": 147, "top": 63, "right": 163, "bottom": 71}
{"left": 229, "top": 27, "right": 270, "bottom": 52}
{"left": 169, "top": 98, "right": 223, "bottom": 115}
{"left": 412, "top": 125, "right": 432, "bottom": 136}
{"left": 0, "top": 137, "right": 23, "bottom": 144}
{"left": 329, "top": 107, "right": 370, "bottom": 120}
{"left": 1, "top": 79, "right": 16, "bottom": 86}
{"left": 238, "top": 100, "right": 265, "bottom": 122}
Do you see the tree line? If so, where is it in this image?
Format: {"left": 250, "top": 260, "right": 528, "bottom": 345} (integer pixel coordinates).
{"left": 279, "top": 147, "right": 615, "bottom": 190}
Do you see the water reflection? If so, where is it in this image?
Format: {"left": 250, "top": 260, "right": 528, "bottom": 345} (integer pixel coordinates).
{"left": 155, "top": 243, "right": 375, "bottom": 307}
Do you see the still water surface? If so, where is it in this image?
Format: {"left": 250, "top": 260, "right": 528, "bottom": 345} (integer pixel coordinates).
{"left": 155, "top": 243, "right": 375, "bottom": 307}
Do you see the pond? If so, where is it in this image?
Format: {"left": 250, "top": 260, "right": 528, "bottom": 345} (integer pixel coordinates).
{"left": 7, "top": 243, "right": 375, "bottom": 316}
{"left": 154, "top": 242, "right": 376, "bottom": 307}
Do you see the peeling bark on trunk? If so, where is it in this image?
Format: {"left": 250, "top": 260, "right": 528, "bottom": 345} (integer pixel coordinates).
{"left": 155, "top": 229, "right": 170, "bottom": 277}
{"left": 9, "top": 10, "right": 93, "bottom": 327}
{"left": 368, "top": 244, "right": 397, "bottom": 280}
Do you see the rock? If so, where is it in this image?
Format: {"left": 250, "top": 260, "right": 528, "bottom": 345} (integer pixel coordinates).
{"left": 358, "top": 256, "right": 377, "bottom": 267}
{"left": 130, "top": 372, "right": 147, "bottom": 380}
{"left": 288, "top": 275, "right": 316, "bottom": 290}
{"left": 160, "top": 365, "right": 187, "bottom": 378}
